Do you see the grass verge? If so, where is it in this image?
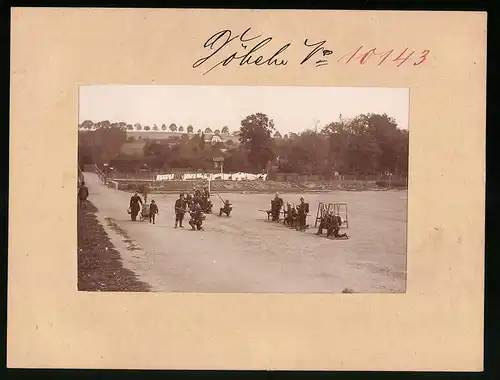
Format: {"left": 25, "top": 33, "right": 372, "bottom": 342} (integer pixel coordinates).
{"left": 77, "top": 201, "right": 151, "bottom": 292}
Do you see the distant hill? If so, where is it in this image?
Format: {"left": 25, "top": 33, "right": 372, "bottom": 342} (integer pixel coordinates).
{"left": 79, "top": 128, "right": 240, "bottom": 144}
{"left": 124, "top": 131, "right": 240, "bottom": 144}
{"left": 120, "top": 140, "right": 147, "bottom": 155}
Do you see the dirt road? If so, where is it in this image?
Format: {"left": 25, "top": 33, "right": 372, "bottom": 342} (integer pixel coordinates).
{"left": 82, "top": 172, "right": 407, "bottom": 293}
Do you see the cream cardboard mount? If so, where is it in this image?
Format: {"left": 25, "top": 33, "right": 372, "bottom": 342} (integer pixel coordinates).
{"left": 8, "top": 8, "right": 486, "bottom": 370}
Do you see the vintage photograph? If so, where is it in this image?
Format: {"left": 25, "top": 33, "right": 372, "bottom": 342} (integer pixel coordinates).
{"left": 77, "top": 85, "right": 409, "bottom": 293}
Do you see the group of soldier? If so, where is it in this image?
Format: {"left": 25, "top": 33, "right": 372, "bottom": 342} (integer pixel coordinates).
{"left": 84, "top": 172, "right": 350, "bottom": 240}
{"left": 128, "top": 184, "right": 348, "bottom": 239}
{"left": 315, "top": 209, "right": 349, "bottom": 239}
{"left": 267, "top": 193, "right": 349, "bottom": 239}
{"left": 129, "top": 185, "right": 231, "bottom": 231}
{"left": 173, "top": 188, "right": 210, "bottom": 231}
{"left": 184, "top": 187, "right": 213, "bottom": 214}
{"left": 268, "top": 193, "right": 310, "bottom": 232}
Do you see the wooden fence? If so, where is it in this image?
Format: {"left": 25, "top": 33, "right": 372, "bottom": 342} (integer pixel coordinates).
{"left": 86, "top": 164, "right": 407, "bottom": 190}
{"left": 272, "top": 173, "right": 407, "bottom": 184}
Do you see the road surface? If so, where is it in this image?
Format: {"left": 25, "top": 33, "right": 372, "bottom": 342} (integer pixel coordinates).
{"left": 82, "top": 172, "right": 407, "bottom": 293}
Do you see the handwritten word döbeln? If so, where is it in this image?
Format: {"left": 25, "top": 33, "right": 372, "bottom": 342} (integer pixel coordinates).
{"left": 192, "top": 27, "right": 431, "bottom": 74}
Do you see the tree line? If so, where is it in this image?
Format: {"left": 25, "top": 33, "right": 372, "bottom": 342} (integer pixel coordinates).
{"left": 79, "top": 120, "right": 235, "bottom": 136}
{"left": 78, "top": 112, "right": 408, "bottom": 177}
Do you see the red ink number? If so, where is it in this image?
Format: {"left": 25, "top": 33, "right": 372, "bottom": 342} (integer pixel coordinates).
{"left": 359, "top": 48, "right": 377, "bottom": 65}
{"left": 393, "top": 48, "right": 415, "bottom": 67}
{"left": 338, "top": 47, "right": 428, "bottom": 67}
{"left": 360, "top": 49, "right": 395, "bottom": 65}
{"left": 338, "top": 46, "right": 364, "bottom": 63}
{"left": 378, "top": 50, "right": 394, "bottom": 65}
{"left": 414, "top": 49, "right": 430, "bottom": 66}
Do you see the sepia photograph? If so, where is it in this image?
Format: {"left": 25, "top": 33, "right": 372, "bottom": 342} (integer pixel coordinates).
{"left": 7, "top": 7, "right": 486, "bottom": 371}
{"left": 77, "top": 85, "right": 409, "bottom": 293}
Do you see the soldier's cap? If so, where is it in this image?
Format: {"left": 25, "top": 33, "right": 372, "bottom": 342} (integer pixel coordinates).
{"left": 151, "top": 200, "right": 155, "bottom": 203}
{"left": 300, "top": 197, "right": 304, "bottom": 201}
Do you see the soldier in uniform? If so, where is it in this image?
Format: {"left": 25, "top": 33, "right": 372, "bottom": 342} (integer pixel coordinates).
{"left": 315, "top": 209, "right": 330, "bottom": 236}
{"left": 201, "top": 188, "right": 213, "bottom": 213}
{"left": 283, "top": 203, "right": 291, "bottom": 226}
{"left": 327, "top": 214, "right": 349, "bottom": 239}
{"left": 193, "top": 192, "right": 202, "bottom": 210}
{"left": 203, "top": 186, "right": 210, "bottom": 199}
{"left": 129, "top": 192, "right": 143, "bottom": 221}
{"left": 149, "top": 200, "right": 159, "bottom": 224}
{"left": 285, "top": 203, "right": 296, "bottom": 227}
{"left": 289, "top": 204, "right": 298, "bottom": 228}
{"left": 78, "top": 181, "right": 89, "bottom": 209}
{"left": 174, "top": 193, "right": 187, "bottom": 228}
{"left": 296, "top": 197, "right": 309, "bottom": 231}
{"left": 219, "top": 200, "right": 232, "bottom": 217}
{"left": 189, "top": 203, "right": 204, "bottom": 230}
{"left": 271, "top": 193, "right": 284, "bottom": 221}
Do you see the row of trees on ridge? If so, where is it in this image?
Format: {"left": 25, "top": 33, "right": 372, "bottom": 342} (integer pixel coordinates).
{"left": 79, "top": 120, "right": 235, "bottom": 136}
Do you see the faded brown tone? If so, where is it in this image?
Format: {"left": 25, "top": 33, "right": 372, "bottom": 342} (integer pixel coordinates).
{"left": 81, "top": 173, "right": 407, "bottom": 293}
{"left": 9, "top": 8, "right": 485, "bottom": 370}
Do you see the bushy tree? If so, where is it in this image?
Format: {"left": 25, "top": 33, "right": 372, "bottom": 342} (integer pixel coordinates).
{"left": 78, "top": 125, "right": 127, "bottom": 166}
{"left": 239, "top": 112, "right": 276, "bottom": 171}
{"left": 81, "top": 120, "right": 94, "bottom": 129}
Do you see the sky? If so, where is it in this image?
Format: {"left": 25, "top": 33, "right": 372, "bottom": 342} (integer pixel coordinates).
{"left": 79, "top": 85, "right": 409, "bottom": 134}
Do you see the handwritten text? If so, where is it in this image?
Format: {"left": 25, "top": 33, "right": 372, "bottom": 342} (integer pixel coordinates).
{"left": 192, "top": 28, "right": 431, "bottom": 74}
{"left": 192, "top": 28, "right": 290, "bottom": 75}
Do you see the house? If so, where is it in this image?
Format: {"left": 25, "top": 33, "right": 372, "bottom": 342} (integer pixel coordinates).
{"left": 209, "top": 135, "right": 223, "bottom": 144}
